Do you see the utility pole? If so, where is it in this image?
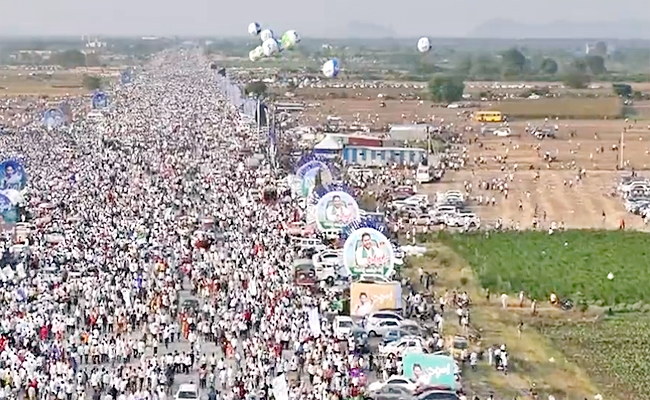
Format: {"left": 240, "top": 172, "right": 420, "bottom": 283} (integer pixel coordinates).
{"left": 620, "top": 129, "right": 624, "bottom": 170}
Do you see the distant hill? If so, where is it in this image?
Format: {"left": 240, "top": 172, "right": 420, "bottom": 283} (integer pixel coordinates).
{"left": 469, "top": 19, "right": 650, "bottom": 39}
{"left": 345, "top": 21, "right": 396, "bottom": 39}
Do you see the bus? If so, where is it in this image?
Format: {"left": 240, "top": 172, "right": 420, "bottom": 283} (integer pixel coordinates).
{"left": 473, "top": 111, "right": 503, "bottom": 123}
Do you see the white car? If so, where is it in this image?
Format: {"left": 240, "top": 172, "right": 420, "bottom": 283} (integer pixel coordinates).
{"left": 378, "top": 336, "right": 425, "bottom": 357}
{"left": 175, "top": 384, "right": 199, "bottom": 400}
{"left": 312, "top": 250, "right": 344, "bottom": 284}
{"left": 333, "top": 316, "right": 355, "bottom": 340}
{"left": 365, "top": 311, "right": 405, "bottom": 328}
{"left": 367, "top": 375, "right": 417, "bottom": 392}
{"left": 366, "top": 319, "right": 401, "bottom": 337}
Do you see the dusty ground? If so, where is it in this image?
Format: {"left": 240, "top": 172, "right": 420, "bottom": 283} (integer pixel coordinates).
{"left": 292, "top": 85, "right": 650, "bottom": 230}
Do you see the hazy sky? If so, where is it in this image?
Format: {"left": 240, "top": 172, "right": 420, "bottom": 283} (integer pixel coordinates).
{"left": 0, "top": 0, "right": 648, "bottom": 37}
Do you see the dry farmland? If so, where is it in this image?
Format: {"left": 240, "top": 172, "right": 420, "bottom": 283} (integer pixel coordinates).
{"left": 492, "top": 97, "right": 623, "bottom": 119}
{"left": 293, "top": 82, "right": 650, "bottom": 231}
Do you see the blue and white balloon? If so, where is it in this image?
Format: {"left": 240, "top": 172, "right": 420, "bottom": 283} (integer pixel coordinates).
{"left": 322, "top": 59, "right": 340, "bottom": 78}
{"left": 260, "top": 29, "right": 274, "bottom": 42}
{"left": 417, "top": 37, "right": 431, "bottom": 53}
{"left": 248, "top": 22, "right": 261, "bottom": 36}
{"left": 262, "top": 38, "right": 280, "bottom": 57}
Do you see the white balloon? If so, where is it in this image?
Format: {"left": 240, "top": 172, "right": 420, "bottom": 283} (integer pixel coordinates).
{"left": 248, "top": 22, "right": 261, "bottom": 36}
{"left": 322, "top": 59, "right": 340, "bottom": 78}
{"left": 417, "top": 37, "right": 431, "bottom": 53}
{"left": 249, "top": 46, "right": 265, "bottom": 62}
{"left": 262, "top": 39, "right": 279, "bottom": 57}
{"left": 260, "top": 29, "right": 274, "bottom": 42}
{"left": 280, "top": 30, "right": 300, "bottom": 50}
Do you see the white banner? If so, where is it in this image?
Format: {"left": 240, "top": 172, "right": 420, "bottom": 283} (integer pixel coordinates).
{"left": 272, "top": 374, "right": 289, "bottom": 400}
{"left": 308, "top": 307, "right": 321, "bottom": 337}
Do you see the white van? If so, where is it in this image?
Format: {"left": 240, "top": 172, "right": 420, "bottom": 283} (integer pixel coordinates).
{"left": 291, "top": 237, "right": 327, "bottom": 252}
{"left": 333, "top": 316, "right": 355, "bottom": 340}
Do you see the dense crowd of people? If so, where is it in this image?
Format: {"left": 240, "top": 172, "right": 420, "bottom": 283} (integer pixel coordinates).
{"left": 0, "top": 49, "right": 392, "bottom": 400}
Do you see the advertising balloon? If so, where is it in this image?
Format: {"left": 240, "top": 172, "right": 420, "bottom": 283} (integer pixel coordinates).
{"left": 417, "top": 37, "right": 431, "bottom": 53}
{"left": 280, "top": 30, "right": 300, "bottom": 50}
{"left": 322, "top": 59, "right": 340, "bottom": 78}
{"left": 315, "top": 191, "right": 360, "bottom": 232}
{"left": 260, "top": 29, "right": 274, "bottom": 42}
{"left": 248, "top": 22, "right": 261, "bottom": 36}
{"left": 262, "top": 39, "right": 280, "bottom": 57}
{"left": 249, "top": 46, "right": 265, "bottom": 62}
{"left": 343, "top": 228, "right": 395, "bottom": 278}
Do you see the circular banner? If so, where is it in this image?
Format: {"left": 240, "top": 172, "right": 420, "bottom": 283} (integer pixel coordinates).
{"left": 0, "top": 160, "right": 27, "bottom": 191}
{"left": 315, "top": 191, "right": 359, "bottom": 232}
{"left": 302, "top": 166, "right": 332, "bottom": 197}
{"left": 343, "top": 228, "right": 395, "bottom": 278}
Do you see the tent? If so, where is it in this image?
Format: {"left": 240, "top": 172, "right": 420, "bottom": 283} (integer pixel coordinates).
{"left": 313, "top": 135, "right": 342, "bottom": 157}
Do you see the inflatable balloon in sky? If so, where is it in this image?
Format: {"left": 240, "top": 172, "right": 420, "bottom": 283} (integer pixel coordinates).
{"left": 280, "top": 30, "right": 300, "bottom": 50}
{"left": 322, "top": 59, "right": 340, "bottom": 78}
{"left": 260, "top": 29, "right": 274, "bottom": 42}
{"left": 262, "top": 39, "right": 280, "bottom": 57}
{"left": 417, "top": 37, "right": 431, "bottom": 53}
{"left": 248, "top": 22, "right": 261, "bottom": 36}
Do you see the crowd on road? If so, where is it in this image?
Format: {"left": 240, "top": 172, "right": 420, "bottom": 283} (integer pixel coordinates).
{"left": 0, "top": 49, "right": 425, "bottom": 400}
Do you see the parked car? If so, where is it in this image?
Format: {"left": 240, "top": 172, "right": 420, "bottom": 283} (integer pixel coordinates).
{"left": 368, "top": 384, "right": 414, "bottom": 400}
{"left": 378, "top": 336, "right": 425, "bottom": 357}
{"left": 333, "top": 316, "right": 355, "bottom": 340}
{"left": 366, "top": 319, "right": 401, "bottom": 337}
{"left": 175, "top": 384, "right": 199, "bottom": 400}
{"left": 368, "top": 375, "right": 417, "bottom": 393}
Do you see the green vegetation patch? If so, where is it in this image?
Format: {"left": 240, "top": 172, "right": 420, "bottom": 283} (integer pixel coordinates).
{"left": 439, "top": 230, "right": 650, "bottom": 305}
{"left": 491, "top": 97, "right": 622, "bottom": 119}
{"left": 540, "top": 315, "right": 650, "bottom": 399}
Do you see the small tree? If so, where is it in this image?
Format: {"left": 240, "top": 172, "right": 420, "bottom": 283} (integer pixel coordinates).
{"left": 82, "top": 75, "right": 102, "bottom": 90}
{"left": 244, "top": 81, "right": 267, "bottom": 97}
{"left": 540, "top": 58, "right": 559, "bottom": 75}
{"left": 52, "top": 49, "right": 86, "bottom": 68}
{"left": 563, "top": 71, "right": 591, "bottom": 89}
{"left": 585, "top": 55, "right": 607, "bottom": 75}
{"left": 428, "top": 75, "right": 465, "bottom": 103}
{"left": 502, "top": 48, "right": 526, "bottom": 73}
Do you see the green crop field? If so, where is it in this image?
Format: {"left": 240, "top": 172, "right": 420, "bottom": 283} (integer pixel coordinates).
{"left": 438, "top": 230, "right": 650, "bottom": 306}
{"left": 540, "top": 315, "right": 650, "bottom": 400}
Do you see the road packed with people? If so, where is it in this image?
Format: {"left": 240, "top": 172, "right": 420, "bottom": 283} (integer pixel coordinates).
{"left": 0, "top": 49, "right": 508, "bottom": 400}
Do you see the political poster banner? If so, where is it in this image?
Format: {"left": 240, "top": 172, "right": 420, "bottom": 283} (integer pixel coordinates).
{"left": 343, "top": 228, "right": 395, "bottom": 278}
{"left": 91, "top": 91, "right": 109, "bottom": 109}
{"left": 350, "top": 282, "right": 402, "bottom": 317}
{"left": 315, "top": 191, "right": 359, "bottom": 232}
{"left": 403, "top": 354, "right": 457, "bottom": 389}
{"left": 0, "top": 159, "right": 27, "bottom": 191}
